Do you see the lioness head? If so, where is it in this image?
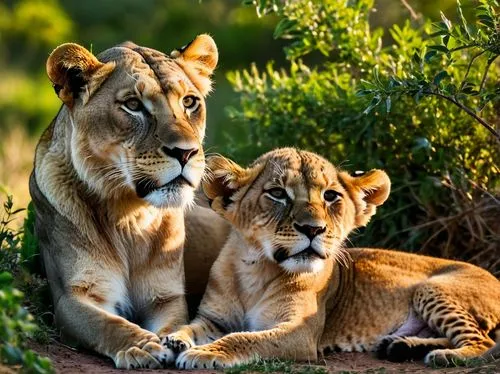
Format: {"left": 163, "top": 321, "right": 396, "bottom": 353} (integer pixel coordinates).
{"left": 46, "top": 35, "right": 218, "bottom": 208}
{"left": 203, "top": 148, "right": 390, "bottom": 273}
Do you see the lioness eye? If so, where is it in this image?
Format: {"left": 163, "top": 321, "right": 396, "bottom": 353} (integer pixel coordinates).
{"left": 182, "top": 95, "right": 199, "bottom": 110}
{"left": 124, "top": 98, "right": 142, "bottom": 112}
{"left": 324, "top": 190, "right": 342, "bottom": 202}
{"left": 266, "top": 187, "right": 288, "bottom": 200}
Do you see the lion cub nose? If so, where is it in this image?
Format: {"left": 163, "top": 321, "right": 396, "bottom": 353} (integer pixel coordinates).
{"left": 162, "top": 146, "right": 198, "bottom": 167}
{"left": 293, "top": 223, "right": 326, "bottom": 239}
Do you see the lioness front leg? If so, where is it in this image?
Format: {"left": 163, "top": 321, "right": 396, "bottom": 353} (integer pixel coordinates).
{"left": 176, "top": 323, "right": 317, "bottom": 369}
{"left": 143, "top": 293, "right": 188, "bottom": 361}
{"left": 56, "top": 294, "right": 172, "bottom": 369}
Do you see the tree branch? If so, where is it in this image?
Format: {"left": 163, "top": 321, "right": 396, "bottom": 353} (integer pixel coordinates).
{"left": 425, "top": 91, "right": 500, "bottom": 141}
{"left": 449, "top": 44, "right": 477, "bottom": 53}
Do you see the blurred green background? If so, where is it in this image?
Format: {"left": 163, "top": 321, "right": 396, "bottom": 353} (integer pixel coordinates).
{"left": 0, "top": 0, "right": 475, "bottom": 208}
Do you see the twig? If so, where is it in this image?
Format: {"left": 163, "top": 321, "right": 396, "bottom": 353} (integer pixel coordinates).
{"left": 404, "top": 204, "right": 491, "bottom": 231}
{"left": 459, "top": 50, "right": 486, "bottom": 91}
{"left": 425, "top": 91, "right": 500, "bottom": 141}
{"left": 479, "top": 55, "right": 498, "bottom": 92}
{"left": 449, "top": 44, "right": 477, "bottom": 53}
{"left": 400, "top": 0, "right": 419, "bottom": 20}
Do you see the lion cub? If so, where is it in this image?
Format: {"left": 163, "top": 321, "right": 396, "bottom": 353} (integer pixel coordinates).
{"left": 164, "top": 148, "right": 500, "bottom": 368}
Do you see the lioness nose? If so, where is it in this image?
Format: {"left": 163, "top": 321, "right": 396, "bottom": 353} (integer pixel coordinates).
{"left": 162, "top": 146, "right": 198, "bottom": 167}
{"left": 293, "top": 223, "right": 326, "bottom": 239}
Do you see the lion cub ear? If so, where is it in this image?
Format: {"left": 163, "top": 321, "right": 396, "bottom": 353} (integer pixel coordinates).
{"left": 171, "top": 34, "right": 218, "bottom": 96}
{"left": 203, "top": 155, "right": 250, "bottom": 216}
{"left": 46, "top": 43, "right": 115, "bottom": 107}
{"left": 340, "top": 169, "right": 391, "bottom": 227}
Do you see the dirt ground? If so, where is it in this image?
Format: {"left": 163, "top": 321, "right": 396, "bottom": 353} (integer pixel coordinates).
{"left": 29, "top": 341, "right": 500, "bottom": 374}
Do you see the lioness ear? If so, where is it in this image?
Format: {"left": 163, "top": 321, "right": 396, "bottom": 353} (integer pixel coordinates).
{"left": 171, "top": 34, "right": 218, "bottom": 96}
{"left": 203, "top": 155, "right": 248, "bottom": 215}
{"left": 46, "top": 43, "right": 115, "bottom": 107}
{"left": 340, "top": 169, "right": 391, "bottom": 227}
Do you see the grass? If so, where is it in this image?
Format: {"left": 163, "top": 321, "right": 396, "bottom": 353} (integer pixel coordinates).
{"left": 426, "top": 354, "right": 500, "bottom": 373}
{"left": 225, "top": 358, "right": 327, "bottom": 374}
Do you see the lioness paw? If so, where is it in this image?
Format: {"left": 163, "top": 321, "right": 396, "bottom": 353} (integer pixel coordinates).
{"left": 115, "top": 336, "right": 174, "bottom": 369}
{"left": 176, "top": 346, "right": 240, "bottom": 369}
{"left": 143, "top": 341, "right": 175, "bottom": 367}
{"left": 162, "top": 330, "right": 194, "bottom": 354}
{"left": 115, "top": 346, "right": 161, "bottom": 369}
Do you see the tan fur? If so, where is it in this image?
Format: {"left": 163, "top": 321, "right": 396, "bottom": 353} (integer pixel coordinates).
{"left": 30, "top": 36, "right": 220, "bottom": 369}
{"left": 163, "top": 148, "right": 500, "bottom": 369}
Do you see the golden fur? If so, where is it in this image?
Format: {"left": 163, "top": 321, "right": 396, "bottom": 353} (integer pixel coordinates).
{"left": 164, "top": 148, "right": 500, "bottom": 368}
{"left": 29, "top": 36, "right": 225, "bottom": 369}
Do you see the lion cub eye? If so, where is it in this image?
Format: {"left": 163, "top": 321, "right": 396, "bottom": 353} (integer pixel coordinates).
{"left": 182, "top": 95, "right": 200, "bottom": 111}
{"left": 324, "top": 190, "right": 342, "bottom": 203}
{"left": 265, "top": 187, "right": 288, "bottom": 200}
{"left": 124, "top": 98, "right": 143, "bottom": 112}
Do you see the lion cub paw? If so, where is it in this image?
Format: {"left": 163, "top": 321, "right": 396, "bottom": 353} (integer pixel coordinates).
{"left": 162, "top": 330, "right": 195, "bottom": 354}
{"left": 375, "top": 335, "right": 418, "bottom": 362}
{"left": 175, "top": 346, "right": 240, "bottom": 369}
{"left": 115, "top": 336, "right": 174, "bottom": 369}
{"left": 425, "top": 349, "right": 463, "bottom": 367}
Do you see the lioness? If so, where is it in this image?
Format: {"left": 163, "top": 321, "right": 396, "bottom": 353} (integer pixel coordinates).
{"left": 29, "top": 35, "right": 226, "bottom": 369}
{"left": 164, "top": 148, "right": 500, "bottom": 368}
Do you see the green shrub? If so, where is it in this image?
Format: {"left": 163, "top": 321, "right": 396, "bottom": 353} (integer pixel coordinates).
{"left": 0, "top": 196, "right": 53, "bottom": 373}
{"left": 227, "top": 0, "right": 499, "bottom": 272}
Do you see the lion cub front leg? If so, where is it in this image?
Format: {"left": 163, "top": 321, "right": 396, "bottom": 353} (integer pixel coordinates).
{"left": 176, "top": 323, "right": 318, "bottom": 369}
{"left": 163, "top": 251, "right": 245, "bottom": 355}
{"left": 167, "top": 285, "right": 319, "bottom": 368}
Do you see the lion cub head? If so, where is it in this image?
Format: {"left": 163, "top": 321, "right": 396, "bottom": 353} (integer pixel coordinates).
{"left": 203, "top": 148, "right": 390, "bottom": 273}
{"left": 46, "top": 35, "right": 218, "bottom": 208}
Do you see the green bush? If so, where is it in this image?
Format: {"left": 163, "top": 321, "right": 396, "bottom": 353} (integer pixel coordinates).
{"left": 227, "top": 0, "right": 499, "bottom": 271}
{"left": 0, "top": 196, "right": 53, "bottom": 373}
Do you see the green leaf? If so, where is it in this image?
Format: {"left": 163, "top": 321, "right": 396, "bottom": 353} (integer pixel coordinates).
{"left": 0, "top": 272, "right": 13, "bottom": 285}
{"left": 363, "top": 95, "right": 382, "bottom": 115}
{"left": 386, "top": 96, "right": 392, "bottom": 113}
{"left": 355, "top": 89, "right": 374, "bottom": 97}
{"left": 440, "top": 11, "right": 452, "bottom": 30}
{"left": 456, "top": 2, "right": 472, "bottom": 40}
{"left": 433, "top": 70, "right": 449, "bottom": 85}
{"left": 443, "top": 34, "right": 450, "bottom": 46}
{"left": 428, "top": 45, "right": 449, "bottom": 53}
{"left": 413, "top": 137, "right": 431, "bottom": 151}
{"left": 477, "top": 15, "right": 495, "bottom": 28}
{"left": 424, "top": 50, "right": 438, "bottom": 62}
{"left": 274, "top": 19, "right": 296, "bottom": 39}
{"left": 412, "top": 50, "right": 421, "bottom": 65}
{"left": 443, "top": 84, "right": 457, "bottom": 96}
